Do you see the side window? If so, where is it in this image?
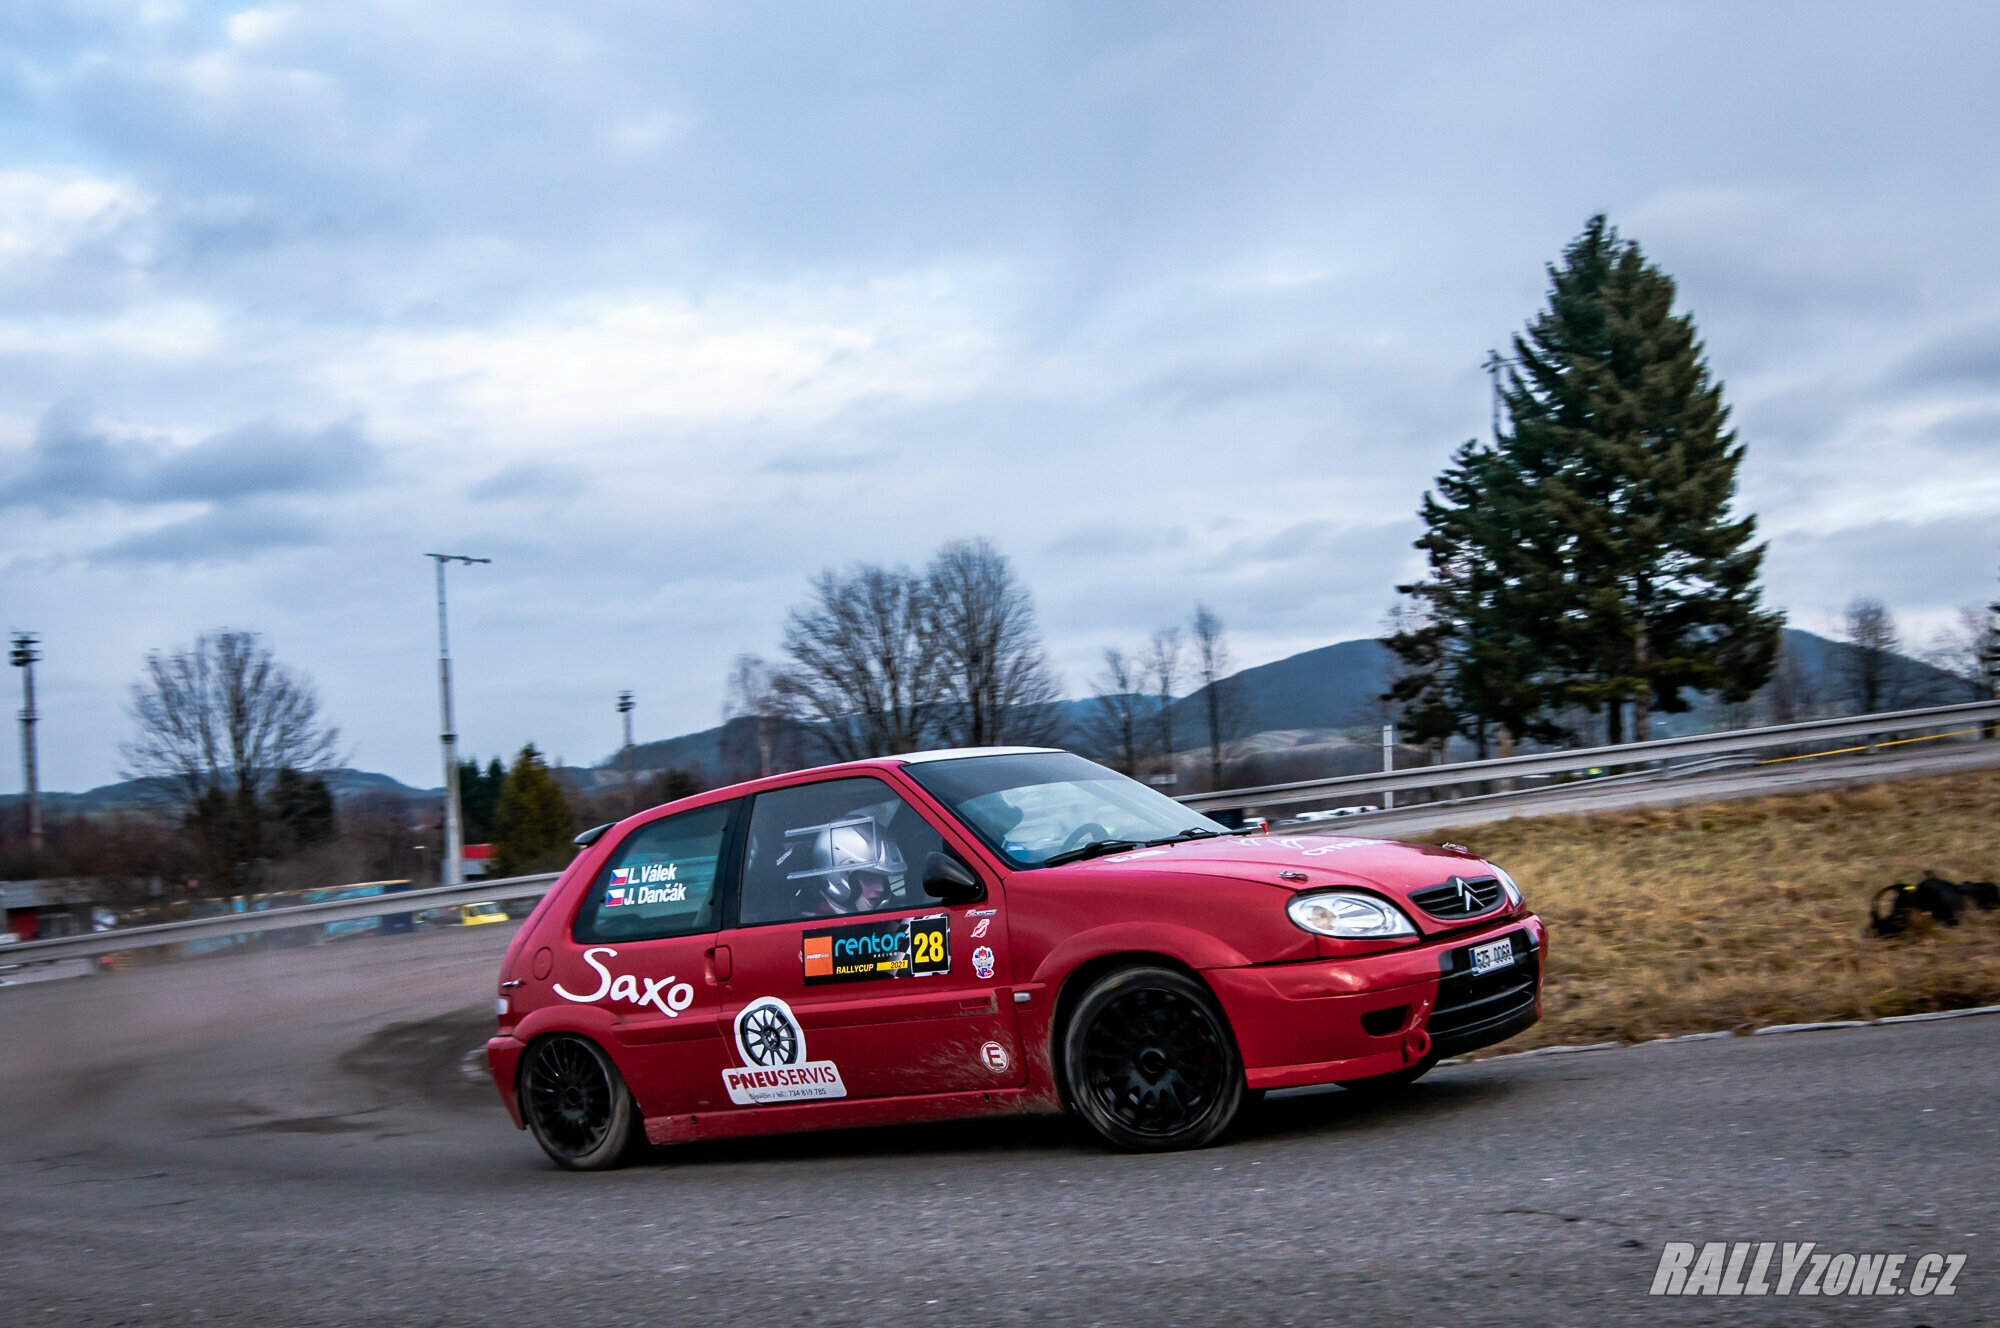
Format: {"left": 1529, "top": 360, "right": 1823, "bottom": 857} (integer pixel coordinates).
{"left": 572, "top": 801, "right": 734, "bottom": 943}
{"left": 738, "top": 778, "right": 946, "bottom": 926}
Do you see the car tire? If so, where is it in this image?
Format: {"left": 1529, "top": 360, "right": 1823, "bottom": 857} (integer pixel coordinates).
{"left": 1063, "top": 966, "right": 1246, "bottom": 1152}
{"left": 1335, "top": 1055, "right": 1438, "bottom": 1096}
{"left": 519, "top": 1034, "right": 645, "bottom": 1171}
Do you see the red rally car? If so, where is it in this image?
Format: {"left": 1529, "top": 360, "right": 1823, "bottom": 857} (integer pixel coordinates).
{"left": 486, "top": 747, "right": 1546, "bottom": 1168}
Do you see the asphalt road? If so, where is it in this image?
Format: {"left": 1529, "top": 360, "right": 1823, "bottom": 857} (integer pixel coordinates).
{"left": 2, "top": 925, "right": 1994, "bottom": 1327}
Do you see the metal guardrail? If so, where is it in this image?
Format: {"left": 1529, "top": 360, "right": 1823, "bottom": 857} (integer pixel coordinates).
{"left": 1179, "top": 698, "right": 2000, "bottom": 813}
{"left": 0, "top": 872, "right": 560, "bottom": 965}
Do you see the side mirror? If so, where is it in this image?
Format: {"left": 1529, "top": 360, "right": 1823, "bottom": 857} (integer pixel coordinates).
{"left": 922, "top": 851, "right": 986, "bottom": 905}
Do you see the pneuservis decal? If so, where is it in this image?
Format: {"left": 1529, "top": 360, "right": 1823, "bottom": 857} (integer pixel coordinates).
{"left": 801, "top": 913, "right": 951, "bottom": 985}
{"left": 724, "top": 997, "right": 846, "bottom": 1105}
{"left": 552, "top": 947, "right": 694, "bottom": 1016}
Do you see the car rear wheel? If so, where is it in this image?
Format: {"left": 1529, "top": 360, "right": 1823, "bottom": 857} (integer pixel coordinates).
{"left": 520, "top": 1034, "right": 643, "bottom": 1170}
{"left": 1336, "top": 1055, "right": 1438, "bottom": 1096}
{"left": 1063, "top": 966, "right": 1246, "bottom": 1152}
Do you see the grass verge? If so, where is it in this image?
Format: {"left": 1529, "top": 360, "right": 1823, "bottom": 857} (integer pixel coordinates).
{"left": 1409, "top": 765, "right": 2000, "bottom": 1049}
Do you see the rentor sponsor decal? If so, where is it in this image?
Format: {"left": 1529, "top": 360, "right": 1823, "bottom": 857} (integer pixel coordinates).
{"left": 801, "top": 914, "right": 950, "bottom": 984}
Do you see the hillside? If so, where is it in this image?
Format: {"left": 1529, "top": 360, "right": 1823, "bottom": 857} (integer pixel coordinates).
{"left": 8, "top": 628, "right": 1975, "bottom": 815}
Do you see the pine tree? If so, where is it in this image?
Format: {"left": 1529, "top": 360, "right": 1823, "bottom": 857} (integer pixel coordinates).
{"left": 457, "top": 757, "right": 504, "bottom": 843}
{"left": 492, "top": 745, "right": 575, "bottom": 877}
{"left": 272, "top": 767, "right": 336, "bottom": 850}
{"left": 1403, "top": 216, "right": 1782, "bottom": 745}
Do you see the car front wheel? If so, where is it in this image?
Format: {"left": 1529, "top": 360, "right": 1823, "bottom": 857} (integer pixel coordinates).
{"left": 1063, "top": 966, "right": 1246, "bottom": 1152}
{"left": 520, "top": 1034, "right": 644, "bottom": 1170}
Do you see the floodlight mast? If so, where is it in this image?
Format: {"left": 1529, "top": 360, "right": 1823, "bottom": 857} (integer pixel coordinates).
{"left": 617, "top": 691, "right": 636, "bottom": 810}
{"left": 428, "top": 554, "right": 490, "bottom": 888}
{"left": 9, "top": 632, "right": 40, "bottom": 857}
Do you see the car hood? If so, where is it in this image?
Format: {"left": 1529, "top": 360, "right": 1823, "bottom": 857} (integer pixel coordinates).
{"left": 1073, "top": 833, "right": 1495, "bottom": 899}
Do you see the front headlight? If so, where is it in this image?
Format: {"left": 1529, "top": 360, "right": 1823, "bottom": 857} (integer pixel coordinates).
{"left": 1492, "top": 865, "right": 1524, "bottom": 908}
{"left": 1286, "top": 890, "right": 1417, "bottom": 939}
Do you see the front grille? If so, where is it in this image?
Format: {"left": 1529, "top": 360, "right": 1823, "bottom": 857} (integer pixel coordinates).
{"left": 1408, "top": 874, "right": 1506, "bottom": 920}
{"left": 1425, "top": 931, "right": 1539, "bottom": 1057}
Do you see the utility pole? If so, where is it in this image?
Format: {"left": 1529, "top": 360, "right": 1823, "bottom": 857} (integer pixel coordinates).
{"left": 617, "top": 691, "right": 636, "bottom": 812}
{"left": 427, "top": 554, "right": 489, "bottom": 887}
{"left": 9, "top": 632, "right": 41, "bottom": 858}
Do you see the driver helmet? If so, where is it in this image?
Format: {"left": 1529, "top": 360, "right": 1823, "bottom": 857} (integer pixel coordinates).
{"left": 785, "top": 815, "right": 907, "bottom": 913}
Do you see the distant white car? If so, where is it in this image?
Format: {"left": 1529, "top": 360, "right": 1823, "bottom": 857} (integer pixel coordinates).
{"left": 1294, "top": 806, "right": 1382, "bottom": 822}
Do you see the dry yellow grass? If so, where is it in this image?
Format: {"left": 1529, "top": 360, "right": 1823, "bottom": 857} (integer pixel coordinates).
{"left": 1409, "top": 765, "right": 2000, "bottom": 1048}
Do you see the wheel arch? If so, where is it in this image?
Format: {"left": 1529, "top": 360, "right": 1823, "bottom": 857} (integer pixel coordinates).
{"left": 1046, "top": 949, "right": 1221, "bottom": 1112}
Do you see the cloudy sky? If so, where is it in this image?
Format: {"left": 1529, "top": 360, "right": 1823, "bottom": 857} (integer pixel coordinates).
{"left": 2, "top": 1, "right": 1998, "bottom": 791}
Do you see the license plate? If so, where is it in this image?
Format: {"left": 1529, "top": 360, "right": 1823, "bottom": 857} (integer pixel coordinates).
{"left": 1469, "top": 938, "right": 1514, "bottom": 976}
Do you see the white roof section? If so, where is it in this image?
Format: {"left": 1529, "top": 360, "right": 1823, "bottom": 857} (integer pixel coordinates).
{"left": 894, "top": 746, "right": 1064, "bottom": 765}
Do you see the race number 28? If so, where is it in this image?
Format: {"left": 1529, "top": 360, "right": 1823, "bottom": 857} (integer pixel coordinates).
{"left": 911, "top": 917, "right": 950, "bottom": 976}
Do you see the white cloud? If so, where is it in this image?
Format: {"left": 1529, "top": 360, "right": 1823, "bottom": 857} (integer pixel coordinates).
{"left": 323, "top": 275, "right": 1012, "bottom": 443}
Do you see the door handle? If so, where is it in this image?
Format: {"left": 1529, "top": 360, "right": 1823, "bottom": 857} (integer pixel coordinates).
{"left": 707, "top": 944, "right": 733, "bottom": 983}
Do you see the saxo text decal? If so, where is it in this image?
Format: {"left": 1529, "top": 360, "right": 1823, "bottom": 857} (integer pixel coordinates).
{"left": 552, "top": 947, "right": 695, "bottom": 1017}
{"left": 801, "top": 913, "right": 951, "bottom": 985}
{"left": 724, "top": 997, "right": 846, "bottom": 1105}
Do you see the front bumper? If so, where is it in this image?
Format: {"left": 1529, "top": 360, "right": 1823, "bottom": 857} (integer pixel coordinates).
{"left": 1207, "top": 913, "right": 1545, "bottom": 1090}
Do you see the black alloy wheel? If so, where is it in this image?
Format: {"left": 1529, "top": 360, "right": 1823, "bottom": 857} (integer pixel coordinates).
{"left": 1063, "top": 966, "right": 1246, "bottom": 1152}
{"left": 520, "top": 1034, "right": 642, "bottom": 1171}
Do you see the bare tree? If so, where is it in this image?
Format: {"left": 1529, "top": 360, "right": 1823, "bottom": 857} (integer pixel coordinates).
{"left": 720, "top": 654, "right": 787, "bottom": 778}
{"left": 1840, "top": 597, "right": 1902, "bottom": 714}
{"left": 1082, "top": 647, "right": 1147, "bottom": 775}
{"left": 1920, "top": 605, "right": 1998, "bottom": 702}
{"left": 1761, "top": 632, "right": 1815, "bottom": 725}
{"left": 1144, "top": 626, "right": 1184, "bottom": 784}
{"left": 123, "top": 629, "right": 341, "bottom": 893}
{"left": 124, "top": 629, "right": 341, "bottom": 807}
{"left": 926, "top": 538, "right": 1065, "bottom": 747}
{"left": 1191, "top": 604, "right": 1239, "bottom": 788}
{"left": 774, "top": 565, "right": 943, "bottom": 760}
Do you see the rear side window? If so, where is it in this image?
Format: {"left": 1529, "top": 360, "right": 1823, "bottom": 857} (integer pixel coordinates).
{"left": 737, "top": 777, "right": 946, "bottom": 925}
{"left": 572, "top": 801, "right": 735, "bottom": 943}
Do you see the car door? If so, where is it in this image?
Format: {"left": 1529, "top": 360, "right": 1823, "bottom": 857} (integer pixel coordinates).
{"left": 551, "top": 799, "right": 738, "bottom": 1116}
{"left": 720, "top": 774, "right": 1026, "bottom": 1105}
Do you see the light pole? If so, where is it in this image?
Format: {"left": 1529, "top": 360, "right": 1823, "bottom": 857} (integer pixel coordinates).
{"left": 617, "top": 691, "right": 636, "bottom": 812}
{"left": 427, "top": 554, "right": 489, "bottom": 887}
{"left": 9, "top": 632, "right": 40, "bottom": 858}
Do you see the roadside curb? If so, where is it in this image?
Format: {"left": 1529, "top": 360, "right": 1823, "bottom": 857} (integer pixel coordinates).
{"left": 1460, "top": 1002, "right": 2000, "bottom": 1065}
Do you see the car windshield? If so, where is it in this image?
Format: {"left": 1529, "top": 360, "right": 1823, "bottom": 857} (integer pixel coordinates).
{"left": 903, "top": 751, "right": 1227, "bottom": 868}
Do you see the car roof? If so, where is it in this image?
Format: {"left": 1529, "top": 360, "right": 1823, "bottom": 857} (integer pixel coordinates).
{"left": 894, "top": 746, "right": 1063, "bottom": 764}
{"left": 631, "top": 746, "right": 1070, "bottom": 822}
